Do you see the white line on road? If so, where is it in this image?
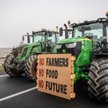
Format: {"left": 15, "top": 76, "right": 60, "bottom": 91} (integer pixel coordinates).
{"left": 0, "top": 87, "right": 37, "bottom": 102}
{"left": 0, "top": 74, "right": 9, "bottom": 78}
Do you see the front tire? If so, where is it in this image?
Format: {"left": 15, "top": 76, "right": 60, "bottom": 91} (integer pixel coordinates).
{"left": 88, "top": 59, "right": 108, "bottom": 103}
{"left": 24, "top": 54, "right": 37, "bottom": 81}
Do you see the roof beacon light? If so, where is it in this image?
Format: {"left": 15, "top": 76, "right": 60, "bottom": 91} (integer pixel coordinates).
{"left": 105, "top": 11, "right": 108, "bottom": 18}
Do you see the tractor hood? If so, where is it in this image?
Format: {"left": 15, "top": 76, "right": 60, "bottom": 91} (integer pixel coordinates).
{"left": 12, "top": 43, "right": 27, "bottom": 57}
{"left": 57, "top": 37, "right": 91, "bottom": 44}
{"left": 16, "top": 41, "right": 42, "bottom": 62}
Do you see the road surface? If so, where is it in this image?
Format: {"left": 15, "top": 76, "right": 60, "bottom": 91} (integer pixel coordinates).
{"left": 0, "top": 72, "right": 108, "bottom": 108}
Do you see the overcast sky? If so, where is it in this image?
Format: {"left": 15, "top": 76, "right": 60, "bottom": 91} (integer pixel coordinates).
{"left": 0, "top": 0, "right": 108, "bottom": 48}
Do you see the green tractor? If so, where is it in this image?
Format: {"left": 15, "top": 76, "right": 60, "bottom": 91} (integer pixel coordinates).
{"left": 52, "top": 13, "right": 108, "bottom": 102}
{"left": 4, "top": 29, "right": 59, "bottom": 80}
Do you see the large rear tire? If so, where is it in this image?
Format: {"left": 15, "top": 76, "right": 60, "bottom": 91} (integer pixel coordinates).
{"left": 88, "top": 59, "right": 108, "bottom": 103}
{"left": 24, "top": 54, "right": 37, "bottom": 81}
{"left": 4, "top": 54, "right": 15, "bottom": 76}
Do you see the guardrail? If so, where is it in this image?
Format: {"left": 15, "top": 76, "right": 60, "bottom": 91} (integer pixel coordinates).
{"left": 0, "top": 57, "right": 5, "bottom": 66}
{"left": 0, "top": 57, "right": 6, "bottom": 59}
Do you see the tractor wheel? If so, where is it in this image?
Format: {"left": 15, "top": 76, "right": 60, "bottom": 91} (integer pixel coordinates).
{"left": 88, "top": 59, "right": 108, "bottom": 103}
{"left": 24, "top": 54, "right": 37, "bottom": 81}
{"left": 4, "top": 53, "right": 15, "bottom": 76}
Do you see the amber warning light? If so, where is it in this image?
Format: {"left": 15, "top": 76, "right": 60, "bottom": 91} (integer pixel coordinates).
{"left": 105, "top": 11, "right": 108, "bottom": 18}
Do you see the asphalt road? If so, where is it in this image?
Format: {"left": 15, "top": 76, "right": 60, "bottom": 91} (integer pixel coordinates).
{"left": 0, "top": 72, "right": 108, "bottom": 108}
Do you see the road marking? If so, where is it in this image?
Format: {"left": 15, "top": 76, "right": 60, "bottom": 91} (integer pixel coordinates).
{"left": 0, "top": 74, "right": 9, "bottom": 78}
{"left": 0, "top": 87, "right": 37, "bottom": 102}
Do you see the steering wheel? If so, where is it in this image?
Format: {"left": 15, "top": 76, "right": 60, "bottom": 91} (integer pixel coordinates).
{"left": 47, "top": 40, "right": 54, "bottom": 47}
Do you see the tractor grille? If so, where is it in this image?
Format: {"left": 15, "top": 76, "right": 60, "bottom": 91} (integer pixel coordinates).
{"left": 57, "top": 42, "right": 82, "bottom": 57}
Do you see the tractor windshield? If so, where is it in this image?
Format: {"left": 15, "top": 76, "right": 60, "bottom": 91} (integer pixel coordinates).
{"left": 47, "top": 32, "right": 57, "bottom": 43}
{"left": 33, "top": 32, "right": 45, "bottom": 43}
{"left": 33, "top": 31, "right": 57, "bottom": 43}
{"left": 74, "top": 23, "right": 103, "bottom": 39}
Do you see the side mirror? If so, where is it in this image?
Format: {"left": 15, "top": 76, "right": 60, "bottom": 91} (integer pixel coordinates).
{"left": 27, "top": 32, "right": 30, "bottom": 43}
{"left": 27, "top": 36, "right": 30, "bottom": 43}
{"left": 64, "top": 24, "right": 69, "bottom": 39}
{"left": 59, "top": 27, "right": 63, "bottom": 36}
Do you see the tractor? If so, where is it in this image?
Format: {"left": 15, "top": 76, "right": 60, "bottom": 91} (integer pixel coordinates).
{"left": 50, "top": 13, "right": 108, "bottom": 102}
{"left": 4, "top": 29, "right": 59, "bottom": 80}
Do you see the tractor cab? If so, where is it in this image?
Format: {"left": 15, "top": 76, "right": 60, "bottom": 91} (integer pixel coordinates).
{"left": 32, "top": 30, "right": 58, "bottom": 52}
{"left": 19, "top": 29, "right": 58, "bottom": 61}
{"left": 72, "top": 18, "right": 108, "bottom": 56}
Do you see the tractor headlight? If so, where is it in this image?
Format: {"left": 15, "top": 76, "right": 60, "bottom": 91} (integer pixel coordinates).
{"left": 56, "top": 45, "right": 62, "bottom": 49}
{"left": 66, "top": 43, "right": 77, "bottom": 48}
